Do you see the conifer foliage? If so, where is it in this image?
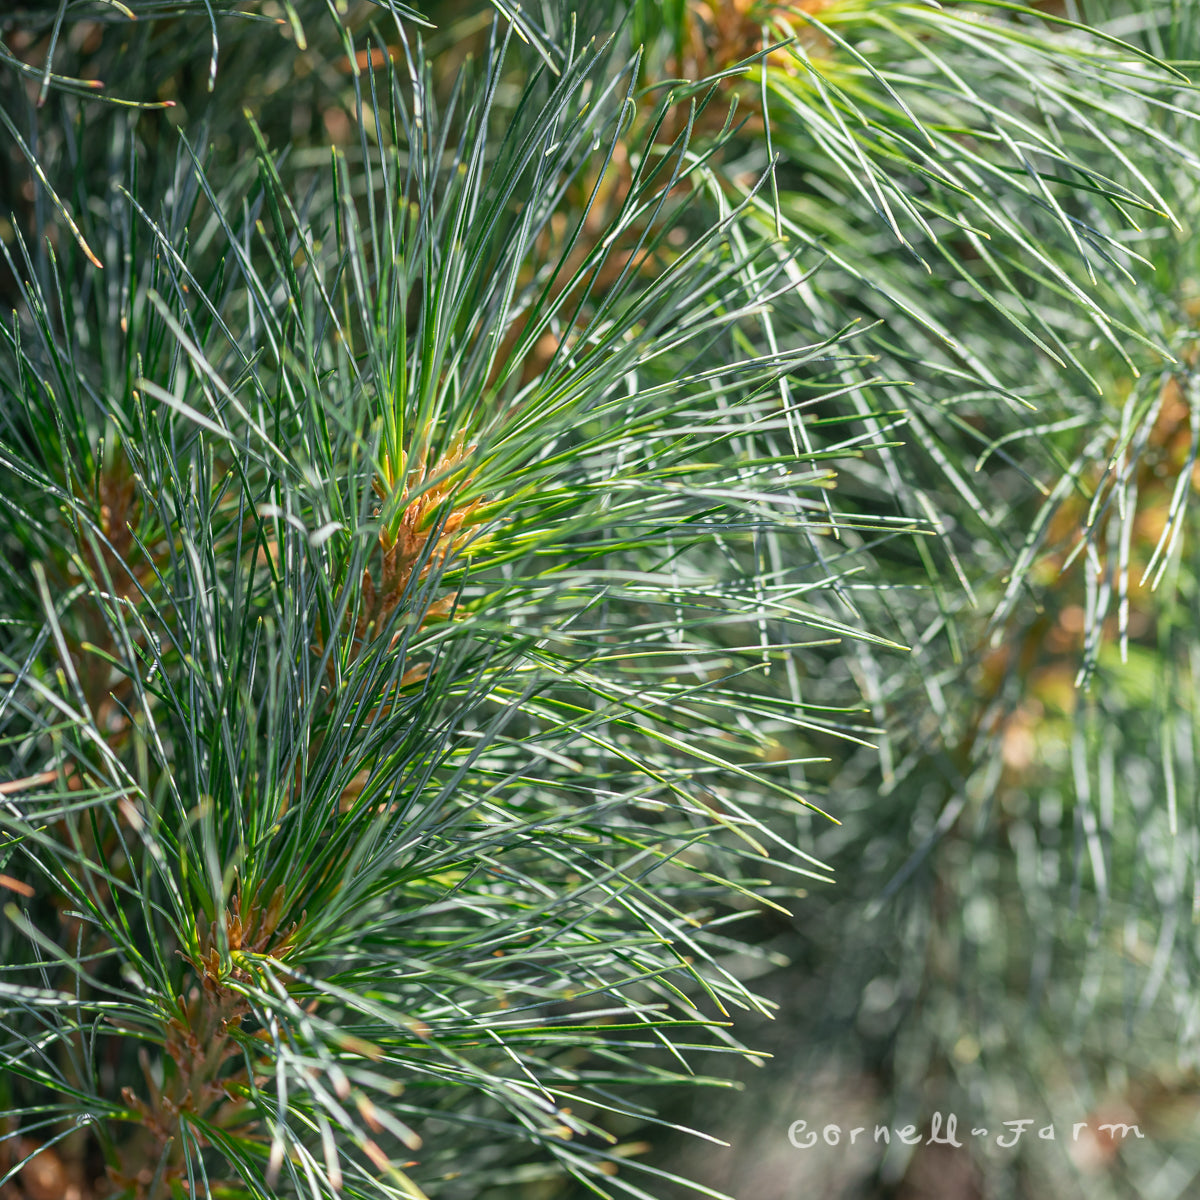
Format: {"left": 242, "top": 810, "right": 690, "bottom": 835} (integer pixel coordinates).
{"left": 1, "top": 2, "right": 1198, "bottom": 1199}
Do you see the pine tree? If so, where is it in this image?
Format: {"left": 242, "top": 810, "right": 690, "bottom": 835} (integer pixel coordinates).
{"left": 1, "top": 3, "right": 1197, "bottom": 1199}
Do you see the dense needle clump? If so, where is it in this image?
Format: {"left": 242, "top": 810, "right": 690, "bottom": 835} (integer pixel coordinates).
{"left": 2, "top": 3, "right": 1200, "bottom": 1200}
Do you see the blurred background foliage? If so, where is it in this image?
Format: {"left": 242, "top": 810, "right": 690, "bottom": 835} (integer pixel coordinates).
{"left": 4, "top": 0, "right": 1200, "bottom": 1198}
